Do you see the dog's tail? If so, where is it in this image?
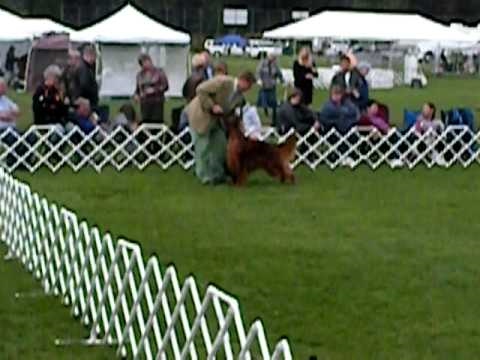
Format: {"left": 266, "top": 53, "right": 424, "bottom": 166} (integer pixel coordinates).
{"left": 278, "top": 135, "right": 297, "bottom": 162}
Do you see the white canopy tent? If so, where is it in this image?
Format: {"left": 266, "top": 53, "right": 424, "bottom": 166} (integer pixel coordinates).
{"left": 0, "top": 8, "right": 72, "bottom": 41}
{"left": 0, "top": 8, "right": 73, "bottom": 75}
{"left": 71, "top": 4, "right": 190, "bottom": 97}
{"left": 263, "top": 11, "right": 477, "bottom": 44}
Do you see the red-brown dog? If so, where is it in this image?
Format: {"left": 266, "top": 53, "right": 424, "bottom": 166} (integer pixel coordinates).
{"left": 225, "top": 116, "right": 297, "bottom": 186}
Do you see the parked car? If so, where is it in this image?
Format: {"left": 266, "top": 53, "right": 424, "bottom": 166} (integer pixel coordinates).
{"left": 204, "top": 38, "right": 227, "bottom": 57}
{"left": 228, "top": 44, "right": 245, "bottom": 56}
{"left": 246, "top": 39, "right": 283, "bottom": 59}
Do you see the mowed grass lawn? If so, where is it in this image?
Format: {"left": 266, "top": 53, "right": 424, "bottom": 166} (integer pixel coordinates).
{"left": 2, "top": 57, "right": 480, "bottom": 359}
{"left": 3, "top": 166, "right": 480, "bottom": 359}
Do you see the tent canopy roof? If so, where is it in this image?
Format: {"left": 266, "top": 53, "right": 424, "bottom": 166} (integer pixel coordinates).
{"left": 70, "top": 4, "right": 190, "bottom": 44}
{"left": 215, "top": 34, "right": 247, "bottom": 47}
{"left": 0, "top": 7, "right": 72, "bottom": 41}
{"left": 264, "top": 10, "right": 477, "bottom": 43}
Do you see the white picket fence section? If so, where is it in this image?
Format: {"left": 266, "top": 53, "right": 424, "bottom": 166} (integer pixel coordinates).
{"left": 0, "top": 124, "right": 479, "bottom": 172}
{"left": 0, "top": 167, "right": 293, "bottom": 359}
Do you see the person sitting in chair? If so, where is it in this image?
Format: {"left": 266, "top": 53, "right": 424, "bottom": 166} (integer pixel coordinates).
{"left": 241, "top": 104, "right": 263, "bottom": 140}
{"left": 361, "top": 100, "right": 390, "bottom": 134}
{"left": 277, "top": 88, "right": 319, "bottom": 135}
{"left": 414, "top": 102, "right": 446, "bottom": 166}
{"left": 73, "top": 97, "right": 97, "bottom": 135}
{"left": 319, "top": 85, "right": 359, "bottom": 134}
{"left": 0, "top": 78, "right": 19, "bottom": 130}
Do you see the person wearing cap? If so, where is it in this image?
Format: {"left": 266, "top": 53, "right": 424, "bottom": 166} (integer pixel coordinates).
{"left": 186, "top": 70, "right": 256, "bottom": 184}
{"left": 277, "top": 87, "right": 319, "bottom": 135}
{"left": 134, "top": 53, "right": 169, "bottom": 123}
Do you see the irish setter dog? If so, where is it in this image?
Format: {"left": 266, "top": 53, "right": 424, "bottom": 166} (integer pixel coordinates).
{"left": 225, "top": 115, "right": 297, "bottom": 186}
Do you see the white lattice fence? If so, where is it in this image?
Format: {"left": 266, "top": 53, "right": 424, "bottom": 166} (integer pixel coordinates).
{"left": 0, "top": 168, "right": 293, "bottom": 359}
{"left": 0, "top": 124, "right": 479, "bottom": 172}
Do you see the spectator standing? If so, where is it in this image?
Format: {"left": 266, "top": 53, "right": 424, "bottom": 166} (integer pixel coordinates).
{"left": 201, "top": 50, "right": 214, "bottom": 80}
{"left": 178, "top": 54, "right": 207, "bottom": 132}
{"left": 61, "top": 49, "right": 81, "bottom": 106}
{"left": 75, "top": 45, "right": 99, "bottom": 108}
{"left": 293, "top": 47, "right": 318, "bottom": 106}
{"left": 32, "top": 65, "right": 67, "bottom": 126}
{"left": 183, "top": 54, "right": 206, "bottom": 103}
{"left": 4, "top": 46, "right": 16, "bottom": 86}
{"left": 330, "top": 55, "right": 362, "bottom": 103}
{"left": 256, "top": 54, "right": 283, "bottom": 125}
{"left": 134, "top": 53, "right": 169, "bottom": 123}
{"left": 354, "top": 62, "right": 370, "bottom": 111}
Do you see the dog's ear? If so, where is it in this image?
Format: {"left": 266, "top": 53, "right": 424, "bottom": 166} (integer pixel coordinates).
{"left": 224, "top": 114, "right": 241, "bottom": 128}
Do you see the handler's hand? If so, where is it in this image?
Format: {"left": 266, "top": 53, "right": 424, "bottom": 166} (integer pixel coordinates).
{"left": 212, "top": 104, "right": 224, "bottom": 115}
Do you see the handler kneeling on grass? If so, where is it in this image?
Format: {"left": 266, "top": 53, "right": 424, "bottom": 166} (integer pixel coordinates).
{"left": 186, "top": 71, "right": 255, "bottom": 185}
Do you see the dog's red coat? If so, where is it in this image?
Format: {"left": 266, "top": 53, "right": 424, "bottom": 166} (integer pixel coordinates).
{"left": 226, "top": 116, "right": 297, "bottom": 186}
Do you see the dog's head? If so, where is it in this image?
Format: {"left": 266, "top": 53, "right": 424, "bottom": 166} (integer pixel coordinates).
{"left": 223, "top": 114, "right": 243, "bottom": 135}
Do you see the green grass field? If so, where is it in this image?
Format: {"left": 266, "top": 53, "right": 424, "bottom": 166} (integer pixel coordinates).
{"left": 2, "top": 57, "right": 480, "bottom": 359}
{"left": 6, "top": 167, "right": 480, "bottom": 359}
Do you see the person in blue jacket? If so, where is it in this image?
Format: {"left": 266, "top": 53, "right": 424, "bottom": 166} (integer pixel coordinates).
{"left": 319, "top": 85, "right": 360, "bottom": 134}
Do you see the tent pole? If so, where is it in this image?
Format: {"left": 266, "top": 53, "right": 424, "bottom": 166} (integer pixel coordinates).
{"left": 388, "top": 42, "right": 393, "bottom": 71}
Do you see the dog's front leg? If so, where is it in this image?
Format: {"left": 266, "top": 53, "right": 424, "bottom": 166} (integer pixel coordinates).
{"left": 235, "top": 169, "right": 248, "bottom": 187}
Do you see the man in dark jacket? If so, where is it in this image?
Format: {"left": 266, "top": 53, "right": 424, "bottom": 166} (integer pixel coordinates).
{"left": 61, "top": 49, "right": 82, "bottom": 106}
{"left": 354, "top": 62, "right": 370, "bottom": 111}
{"left": 277, "top": 88, "right": 319, "bottom": 135}
{"left": 4, "top": 46, "right": 16, "bottom": 86}
{"left": 330, "top": 55, "right": 362, "bottom": 103}
{"left": 75, "top": 45, "right": 99, "bottom": 108}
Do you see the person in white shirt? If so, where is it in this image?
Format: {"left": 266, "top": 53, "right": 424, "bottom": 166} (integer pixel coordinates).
{"left": 241, "top": 104, "right": 263, "bottom": 140}
{"left": 0, "top": 78, "right": 19, "bottom": 129}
